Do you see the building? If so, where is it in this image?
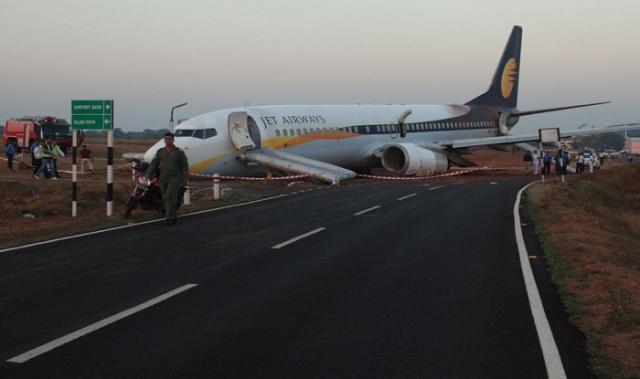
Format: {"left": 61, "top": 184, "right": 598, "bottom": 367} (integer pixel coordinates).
{"left": 625, "top": 137, "right": 640, "bottom": 155}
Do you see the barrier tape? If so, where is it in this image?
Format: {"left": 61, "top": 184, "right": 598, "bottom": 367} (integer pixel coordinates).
{"left": 188, "top": 167, "right": 490, "bottom": 182}
{"left": 356, "top": 167, "right": 490, "bottom": 180}
{"left": 189, "top": 173, "right": 309, "bottom": 181}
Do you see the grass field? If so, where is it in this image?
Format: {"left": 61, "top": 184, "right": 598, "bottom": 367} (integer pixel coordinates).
{"left": 0, "top": 138, "right": 289, "bottom": 249}
{"left": 527, "top": 164, "right": 640, "bottom": 378}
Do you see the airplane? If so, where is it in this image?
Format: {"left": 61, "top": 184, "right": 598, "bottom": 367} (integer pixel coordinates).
{"left": 143, "top": 25, "right": 640, "bottom": 184}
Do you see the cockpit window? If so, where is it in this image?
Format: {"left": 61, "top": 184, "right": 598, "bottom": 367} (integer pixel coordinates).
{"left": 204, "top": 128, "right": 217, "bottom": 138}
{"left": 175, "top": 129, "right": 194, "bottom": 137}
{"left": 175, "top": 128, "right": 217, "bottom": 139}
{"left": 193, "top": 129, "right": 204, "bottom": 139}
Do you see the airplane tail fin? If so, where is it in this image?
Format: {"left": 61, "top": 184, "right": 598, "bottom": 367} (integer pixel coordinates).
{"left": 466, "top": 25, "right": 522, "bottom": 109}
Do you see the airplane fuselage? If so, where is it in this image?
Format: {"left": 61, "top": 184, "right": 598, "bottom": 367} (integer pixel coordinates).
{"left": 144, "top": 104, "right": 503, "bottom": 176}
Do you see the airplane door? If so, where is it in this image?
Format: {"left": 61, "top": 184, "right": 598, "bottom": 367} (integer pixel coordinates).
{"left": 228, "top": 112, "right": 256, "bottom": 151}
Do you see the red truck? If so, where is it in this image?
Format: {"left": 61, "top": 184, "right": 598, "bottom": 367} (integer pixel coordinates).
{"left": 2, "top": 116, "right": 83, "bottom": 153}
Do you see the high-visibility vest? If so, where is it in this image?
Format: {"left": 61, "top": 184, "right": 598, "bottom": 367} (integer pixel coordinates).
{"left": 42, "top": 143, "right": 54, "bottom": 159}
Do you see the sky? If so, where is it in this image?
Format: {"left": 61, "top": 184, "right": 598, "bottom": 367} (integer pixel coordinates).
{"left": 1, "top": 0, "right": 638, "bottom": 133}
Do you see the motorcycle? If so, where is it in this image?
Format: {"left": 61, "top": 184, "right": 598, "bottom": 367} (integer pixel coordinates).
{"left": 123, "top": 160, "right": 185, "bottom": 219}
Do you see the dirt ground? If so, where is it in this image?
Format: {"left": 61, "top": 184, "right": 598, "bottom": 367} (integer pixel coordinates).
{"left": 0, "top": 138, "right": 320, "bottom": 249}
{"left": 528, "top": 164, "right": 640, "bottom": 378}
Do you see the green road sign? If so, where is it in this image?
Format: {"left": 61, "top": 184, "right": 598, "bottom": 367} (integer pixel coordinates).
{"left": 71, "top": 100, "right": 114, "bottom": 130}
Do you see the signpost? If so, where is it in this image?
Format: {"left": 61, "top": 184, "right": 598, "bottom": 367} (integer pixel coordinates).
{"left": 71, "top": 100, "right": 115, "bottom": 217}
{"left": 72, "top": 100, "right": 113, "bottom": 130}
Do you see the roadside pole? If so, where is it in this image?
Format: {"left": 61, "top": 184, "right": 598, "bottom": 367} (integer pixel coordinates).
{"left": 72, "top": 131, "right": 78, "bottom": 217}
{"left": 107, "top": 130, "right": 114, "bottom": 216}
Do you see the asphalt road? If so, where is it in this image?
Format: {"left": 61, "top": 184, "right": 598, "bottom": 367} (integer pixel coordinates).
{"left": 0, "top": 179, "right": 585, "bottom": 378}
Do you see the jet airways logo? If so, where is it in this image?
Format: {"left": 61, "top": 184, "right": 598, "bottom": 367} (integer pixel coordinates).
{"left": 501, "top": 58, "right": 518, "bottom": 98}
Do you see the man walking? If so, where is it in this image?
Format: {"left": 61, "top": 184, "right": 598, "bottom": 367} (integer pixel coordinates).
{"left": 523, "top": 151, "right": 533, "bottom": 175}
{"left": 543, "top": 151, "right": 552, "bottom": 175}
{"left": 532, "top": 150, "right": 540, "bottom": 175}
{"left": 36, "top": 139, "right": 55, "bottom": 179}
{"left": 145, "top": 132, "right": 189, "bottom": 225}
{"left": 5, "top": 141, "right": 16, "bottom": 170}
{"left": 32, "top": 140, "right": 44, "bottom": 179}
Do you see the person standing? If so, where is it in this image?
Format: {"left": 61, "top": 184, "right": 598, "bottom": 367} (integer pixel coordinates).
{"left": 543, "top": 151, "right": 552, "bottom": 175}
{"left": 555, "top": 150, "right": 563, "bottom": 175}
{"left": 79, "top": 145, "right": 94, "bottom": 173}
{"left": 577, "top": 152, "right": 584, "bottom": 174}
{"left": 36, "top": 140, "right": 55, "bottom": 179}
{"left": 50, "top": 141, "right": 65, "bottom": 179}
{"left": 562, "top": 150, "right": 570, "bottom": 174}
{"left": 5, "top": 140, "right": 16, "bottom": 170}
{"left": 532, "top": 150, "right": 540, "bottom": 175}
{"left": 145, "top": 132, "right": 189, "bottom": 225}
{"left": 32, "top": 140, "right": 44, "bottom": 179}
{"left": 523, "top": 151, "right": 533, "bottom": 174}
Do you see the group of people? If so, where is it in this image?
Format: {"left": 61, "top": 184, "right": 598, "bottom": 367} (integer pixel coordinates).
{"left": 26, "top": 141, "right": 94, "bottom": 180}
{"left": 523, "top": 149, "right": 602, "bottom": 175}
{"left": 30, "top": 139, "right": 66, "bottom": 180}
{"left": 5, "top": 133, "right": 186, "bottom": 226}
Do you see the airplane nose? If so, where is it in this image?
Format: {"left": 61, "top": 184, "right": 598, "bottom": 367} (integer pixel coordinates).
{"left": 144, "top": 140, "right": 164, "bottom": 162}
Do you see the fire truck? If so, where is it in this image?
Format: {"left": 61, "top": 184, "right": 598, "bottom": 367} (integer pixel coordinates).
{"left": 2, "top": 116, "right": 82, "bottom": 153}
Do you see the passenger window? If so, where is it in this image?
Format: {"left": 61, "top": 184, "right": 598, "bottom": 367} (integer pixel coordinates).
{"left": 296, "top": 129, "right": 302, "bottom": 136}
{"left": 290, "top": 129, "right": 295, "bottom": 135}
{"left": 283, "top": 130, "right": 288, "bottom": 136}
{"left": 275, "top": 130, "right": 281, "bottom": 137}
{"left": 303, "top": 128, "right": 308, "bottom": 134}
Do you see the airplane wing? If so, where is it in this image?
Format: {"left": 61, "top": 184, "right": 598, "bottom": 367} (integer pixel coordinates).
{"left": 241, "top": 147, "right": 357, "bottom": 185}
{"left": 445, "top": 122, "right": 640, "bottom": 149}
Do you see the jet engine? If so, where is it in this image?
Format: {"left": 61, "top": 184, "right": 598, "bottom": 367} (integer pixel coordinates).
{"left": 381, "top": 143, "right": 449, "bottom": 176}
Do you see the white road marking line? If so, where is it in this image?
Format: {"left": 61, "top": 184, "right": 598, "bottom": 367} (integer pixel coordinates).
{"left": 513, "top": 181, "right": 566, "bottom": 379}
{"left": 0, "top": 193, "right": 290, "bottom": 255}
{"left": 7, "top": 284, "right": 198, "bottom": 364}
{"left": 490, "top": 182, "right": 499, "bottom": 185}
{"left": 271, "top": 227, "right": 326, "bottom": 250}
{"left": 397, "top": 193, "right": 417, "bottom": 201}
{"left": 428, "top": 185, "right": 444, "bottom": 191}
{"left": 354, "top": 205, "right": 381, "bottom": 216}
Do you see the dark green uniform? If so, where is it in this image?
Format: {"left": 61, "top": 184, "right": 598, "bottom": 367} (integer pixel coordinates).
{"left": 146, "top": 146, "right": 189, "bottom": 222}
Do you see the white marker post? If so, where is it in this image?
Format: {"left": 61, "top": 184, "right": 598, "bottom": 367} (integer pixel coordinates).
{"left": 183, "top": 184, "right": 191, "bottom": 206}
{"left": 72, "top": 130, "right": 78, "bottom": 217}
{"left": 213, "top": 173, "right": 220, "bottom": 200}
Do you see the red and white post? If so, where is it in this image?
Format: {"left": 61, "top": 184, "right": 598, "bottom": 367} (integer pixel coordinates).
{"left": 213, "top": 173, "right": 220, "bottom": 200}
